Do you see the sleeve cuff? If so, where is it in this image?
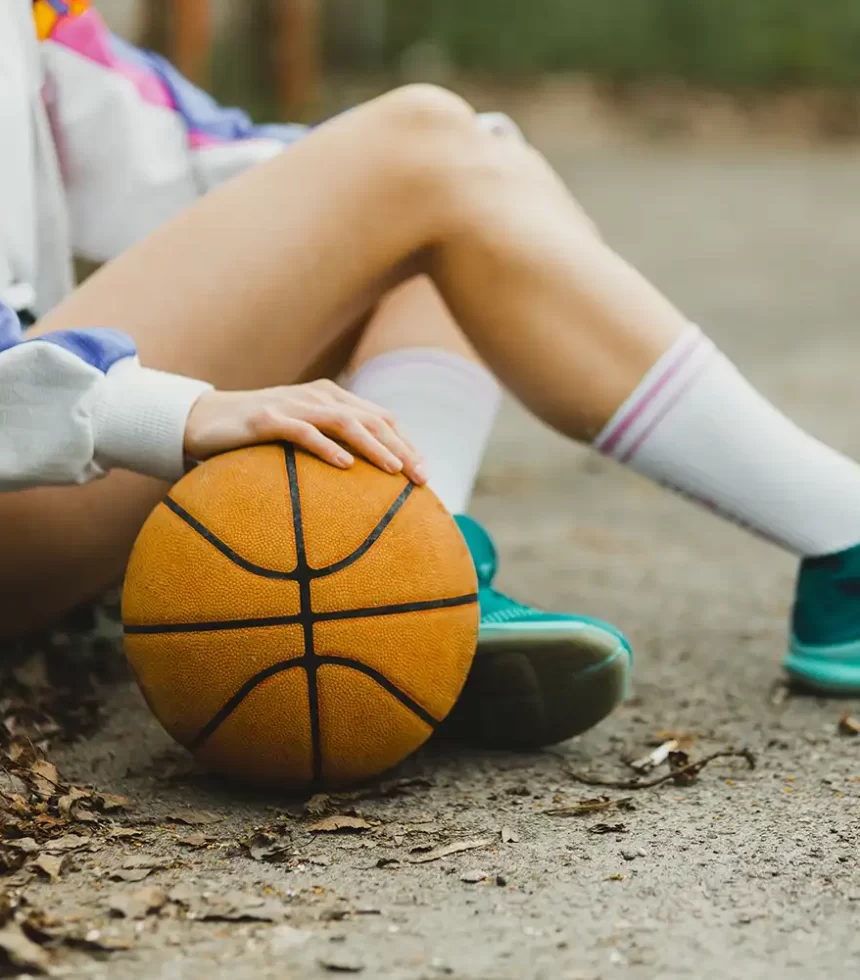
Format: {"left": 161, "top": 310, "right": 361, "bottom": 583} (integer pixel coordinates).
{"left": 91, "top": 358, "right": 212, "bottom": 483}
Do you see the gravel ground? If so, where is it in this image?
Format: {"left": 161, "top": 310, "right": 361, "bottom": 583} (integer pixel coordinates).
{"left": 9, "top": 143, "right": 860, "bottom": 979}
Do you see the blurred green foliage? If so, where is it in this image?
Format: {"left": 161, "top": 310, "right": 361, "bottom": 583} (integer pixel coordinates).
{"left": 367, "top": 0, "right": 860, "bottom": 88}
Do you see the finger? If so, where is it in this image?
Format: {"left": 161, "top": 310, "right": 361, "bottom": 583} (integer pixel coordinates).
{"left": 358, "top": 413, "right": 427, "bottom": 485}
{"left": 252, "top": 412, "right": 354, "bottom": 469}
{"left": 310, "top": 411, "right": 404, "bottom": 476}
{"left": 328, "top": 389, "right": 421, "bottom": 456}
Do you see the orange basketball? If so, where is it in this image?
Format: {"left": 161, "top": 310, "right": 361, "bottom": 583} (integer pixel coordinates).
{"left": 121, "top": 443, "right": 479, "bottom": 790}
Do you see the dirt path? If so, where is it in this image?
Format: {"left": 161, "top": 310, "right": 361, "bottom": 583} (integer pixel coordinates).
{"left": 7, "top": 144, "right": 860, "bottom": 979}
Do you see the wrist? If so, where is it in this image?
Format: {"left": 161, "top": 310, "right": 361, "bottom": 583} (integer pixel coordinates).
{"left": 91, "top": 359, "right": 212, "bottom": 483}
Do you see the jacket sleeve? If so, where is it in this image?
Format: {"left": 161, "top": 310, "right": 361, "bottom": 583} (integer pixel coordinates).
{"left": 35, "top": 0, "right": 308, "bottom": 263}
{"left": 0, "top": 303, "right": 211, "bottom": 491}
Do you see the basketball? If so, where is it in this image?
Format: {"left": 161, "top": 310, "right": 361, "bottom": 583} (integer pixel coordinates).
{"left": 121, "top": 443, "right": 479, "bottom": 789}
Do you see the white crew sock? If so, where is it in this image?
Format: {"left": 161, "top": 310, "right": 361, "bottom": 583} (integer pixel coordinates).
{"left": 348, "top": 348, "right": 500, "bottom": 515}
{"left": 595, "top": 324, "right": 860, "bottom": 556}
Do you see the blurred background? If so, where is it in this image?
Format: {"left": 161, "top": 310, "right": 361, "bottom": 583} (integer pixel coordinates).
{"left": 97, "top": 0, "right": 860, "bottom": 143}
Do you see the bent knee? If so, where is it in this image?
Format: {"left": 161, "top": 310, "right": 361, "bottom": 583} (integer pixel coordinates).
{"left": 375, "top": 84, "right": 476, "bottom": 135}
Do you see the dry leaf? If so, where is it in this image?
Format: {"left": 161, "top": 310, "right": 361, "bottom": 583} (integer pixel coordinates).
{"left": 318, "top": 955, "right": 365, "bottom": 973}
{"left": 309, "top": 816, "right": 372, "bottom": 834}
{"left": 56, "top": 787, "right": 126, "bottom": 821}
{"left": 109, "top": 868, "right": 151, "bottom": 883}
{"left": 43, "top": 833, "right": 91, "bottom": 852}
{"left": 374, "top": 857, "right": 400, "bottom": 869}
{"left": 164, "top": 809, "right": 221, "bottom": 826}
{"left": 588, "top": 822, "right": 627, "bottom": 835}
{"left": 409, "top": 838, "right": 492, "bottom": 864}
{"left": 95, "top": 794, "right": 129, "bottom": 812}
{"left": 74, "top": 930, "right": 134, "bottom": 953}
{"left": 109, "top": 886, "right": 167, "bottom": 920}
{"left": 838, "top": 713, "right": 860, "bottom": 736}
{"left": 245, "top": 833, "right": 293, "bottom": 862}
{"left": 304, "top": 794, "right": 333, "bottom": 819}
{"left": 57, "top": 786, "right": 90, "bottom": 818}
{"left": 6, "top": 838, "right": 39, "bottom": 854}
{"left": 652, "top": 730, "right": 698, "bottom": 750}
{"left": 167, "top": 883, "right": 196, "bottom": 905}
{"left": 667, "top": 749, "right": 697, "bottom": 786}
{"left": 28, "top": 760, "right": 60, "bottom": 799}
{"left": 194, "top": 892, "right": 284, "bottom": 922}
{"left": 106, "top": 828, "right": 141, "bottom": 840}
{"left": 123, "top": 855, "right": 169, "bottom": 870}
{"left": 0, "top": 847, "right": 27, "bottom": 875}
{"left": 31, "top": 853, "right": 65, "bottom": 882}
{"left": 543, "top": 797, "right": 634, "bottom": 817}
{"left": 178, "top": 834, "right": 215, "bottom": 849}
{"left": 0, "top": 770, "right": 29, "bottom": 797}
{"left": 0, "top": 923, "right": 50, "bottom": 974}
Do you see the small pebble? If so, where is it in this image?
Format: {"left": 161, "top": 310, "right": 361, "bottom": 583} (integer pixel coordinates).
{"left": 460, "top": 869, "right": 488, "bottom": 884}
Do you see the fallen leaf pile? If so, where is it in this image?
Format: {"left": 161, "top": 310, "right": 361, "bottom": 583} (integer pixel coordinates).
{"left": 1, "top": 740, "right": 129, "bottom": 882}
{"left": 1, "top": 597, "right": 125, "bottom": 752}
{"left": 0, "top": 891, "right": 132, "bottom": 976}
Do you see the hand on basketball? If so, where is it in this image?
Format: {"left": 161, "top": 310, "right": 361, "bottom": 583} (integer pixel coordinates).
{"left": 184, "top": 380, "right": 427, "bottom": 484}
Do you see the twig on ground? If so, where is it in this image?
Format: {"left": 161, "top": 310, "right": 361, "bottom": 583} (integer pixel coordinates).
{"left": 562, "top": 748, "right": 757, "bottom": 791}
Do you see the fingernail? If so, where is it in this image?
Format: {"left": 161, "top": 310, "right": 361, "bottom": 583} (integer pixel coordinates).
{"left": 386, "top": 456, "right": 403, "bottom": 474}
{"left": 336, "top": 451, "right": 354, "bottom": 467}
{"left": 413, "top": 464, "right": 429, "bottom": 483}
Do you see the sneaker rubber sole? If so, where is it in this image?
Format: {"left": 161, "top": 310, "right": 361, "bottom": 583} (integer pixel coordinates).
{"left": 438, "top": 623, "right": 631, "bottom": 750}
{"left": 784, "top": 636, "right": 860, "bottom": 694}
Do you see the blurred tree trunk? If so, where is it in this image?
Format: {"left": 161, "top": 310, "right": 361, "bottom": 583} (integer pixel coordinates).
{"left": 139, "top": 0, "right": 171, "bottom": 55}
{"left": 173, "top": 0, "right": 213, "bottom": 84}
{"left": 244, "top": 0, "right": 322, "bottom": 115}
{"left": 276, "top": 0, "right": 322, "bottom": 113}
{"left": 139, "top": 0, "right": 211, "bottom": 84}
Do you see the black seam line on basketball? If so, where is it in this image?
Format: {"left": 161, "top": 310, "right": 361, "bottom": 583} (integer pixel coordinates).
{"left": 186, "top": 659, "right": 307, "bottom": 752}
{"left": 314, "top": 657, "right": 440, "bottom": 728}
{"left": 123, "top": 613, "right": 303, "bottom": 635}
{"left": 313, "top": 593, "right": 479, "bottom": 622}
{"left": 161, "top": 467, "right": 413, "bottom": 582}
{"left": 186, "top": 656, "right": 440, "bottom": 753}
{"left": 162, "top": 496, "right": 300, "bottom": 580}
{"left": 122, "top": 594, "right": 479, "bottom": 636}
{"left": 284, "top": 444, "right": 323, "bottom": 787}
{"left": 310, "top": 482, "right": 415, "bottom": 577}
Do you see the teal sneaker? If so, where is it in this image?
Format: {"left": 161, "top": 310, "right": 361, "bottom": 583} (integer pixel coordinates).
{"left": 785, "top": 546, "right": 860, "bottom": 694}
{"left": 439, "top": 515, "right": 632, "bottom": 749}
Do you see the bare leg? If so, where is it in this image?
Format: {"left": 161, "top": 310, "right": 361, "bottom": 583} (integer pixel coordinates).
{"left": 1, "top": 85, "right": 686, "bottom": 633}
{"left": 349, "top": 276, "right": 479, "bottom": 371}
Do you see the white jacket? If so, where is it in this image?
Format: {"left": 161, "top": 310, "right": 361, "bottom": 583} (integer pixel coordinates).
{"left": 0, "top": 0, "right": 306, "bottom": 489}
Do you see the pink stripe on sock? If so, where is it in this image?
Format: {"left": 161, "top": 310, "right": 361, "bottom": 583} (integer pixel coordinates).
{"left": 598, "top": 329, "right": 703, "bottom": 456}
{"left": 50, "top": 10, "right": 175, "bottom": 110}
{"left": 620, "top": 350, "right": 715, "bottom": 464}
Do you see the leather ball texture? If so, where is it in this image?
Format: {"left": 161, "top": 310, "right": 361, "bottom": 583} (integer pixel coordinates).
{"left": 122, "top": 443, "right": 479, "bottom": 789}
